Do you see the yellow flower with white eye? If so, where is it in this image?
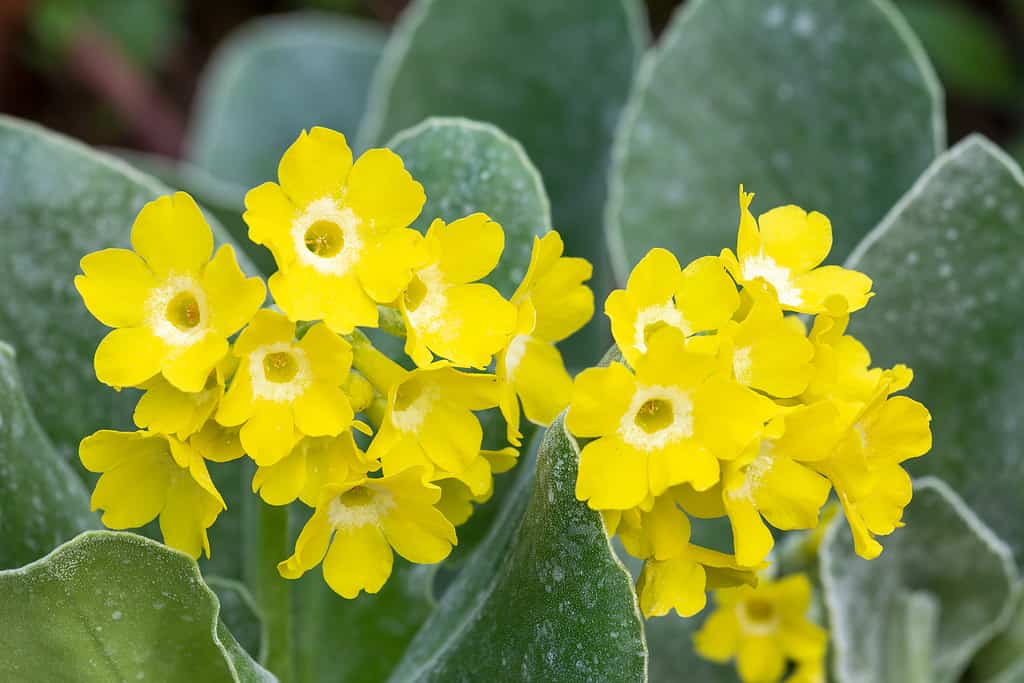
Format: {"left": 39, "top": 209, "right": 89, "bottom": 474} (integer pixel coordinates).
{"left": 694, "top": 574, "right": 827, "bottom": 683}
{"left": 715, "top": 288, "right": 814, "bottom": 398}
{"left": 252, "top": 430, "right": 377, "bottom": 507}
{"left": 606, "top": 249, "right": 739, "bottom": 366}
{"left": 399, "top": 213, "right": 517, "bottom": 368}
{"left": 278, "top": 467, "right": 456, "bottom": 599}
{"left": 814, "top": 377, "right": 931, "bottom": 559}
{"left": 567, "top": 327, "right": 777, "bottom": 510}
{"left": 216, "top": 310, "right": 355, "bottom": 466}
{"left": 366, "top": 363, "right": 501, "bottom": 497}
{"left": 720, "top": 187, "right": 872, "bottom": 314}
{"left": 498, "top": 231, "right": 594, "bottom": 445}
{"left": 721, "top": 407, "right": 838, "bottom": 566}
{"left": 79, "top": 430, "right": 226, "bottom": 559}
{"left": 75, "top": 192, "right": 265, "bottom": 392}
{"left": 244, "top": 127, "right": 426, "bottom": 333}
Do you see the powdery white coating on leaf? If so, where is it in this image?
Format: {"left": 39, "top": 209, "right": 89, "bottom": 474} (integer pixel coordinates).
{"left": 0, "top": 343, "right": 98, "bottom": 569}
{"left": 0, "top": 531, "right": 275, "bottom": 682}
{"left": 821, "top": 477, "right": 1019, "bottom": 683}
{"left": 846, "top": 135, "right": 1024, "bottom": 565}
{"left": 388, "top": 118, "right": 552, "bottom": 298}
{"left": 388, "top": 416, "right": 646, "bottom": 682}
{"left": 606, "top": 0, "right": 943, "bottom": 283}
{"left": 186, "top": 11, "right": 386, "bottom": 187}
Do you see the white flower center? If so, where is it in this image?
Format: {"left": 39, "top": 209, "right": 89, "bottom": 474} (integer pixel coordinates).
{"left": 327, "top": 486, "right": 394, "bottom": 530}
{"left": 619, "top": 384, "right": 693, "bottom": 452}
{"left": 291, "top": 198, "right": 363, "bottom": 276}
{"left": 249, "top": 342, "right": 311, "bottom": 402}
{"left": 632, "top": 301, "right": 690, "bottom": 355}
{"left": 727, "top": 441, "right": 774, "bottom": 503}
{"left": 147, "top": 274, "right": 209, "bottom": 347}
{"left": 741, "top": 253, "right": 802, "bottom": 306}
{"left": 504, "top": 334, "right": 530, "bottom": 380}
{"left": 732, "top": 346, "right": 753, "bottom": 385}
{"left": 404, "top": 265, "right": 448, "bottom": 336}
{"left": 391, "top": 382, "right": 440, "bottom": 434}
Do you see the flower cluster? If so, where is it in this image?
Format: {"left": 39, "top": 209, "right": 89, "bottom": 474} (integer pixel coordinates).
{"left": 75, "top": 126, "right": 593, "bottom": 597}
{"left": 567, "top": 187, "right": 932, "bottom": 621}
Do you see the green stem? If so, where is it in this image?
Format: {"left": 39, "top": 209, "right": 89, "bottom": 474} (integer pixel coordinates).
{"left": 243, "top": 474, "right": 293, "bottom": 680}
{"left": 348, "top": 329, "right": 406, "bottom": 392}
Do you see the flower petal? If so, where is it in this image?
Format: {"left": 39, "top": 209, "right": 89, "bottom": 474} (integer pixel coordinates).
{"left": 381, "top": 502, "right": 457, "bottom": 564}
{"left": 278, "top": 510, "right": 333, "bottom": 579}
{"left": 343, "top": 148, "right": 424, "bottom": 232}
{"left": 566, "top": 362, "right": 635, "bottom": 437}
{"left": 203, "top": 244, "right": 266, "bottom": 337}
{"left": 162, "top": 334, "right": 228, "bottom": 393}
{"left": 277, "top": 127, "right": 353, "bottom": 207}
{"left": 322, "top": 525, "right": 393, "bottom": 598}
{"left": 130, "top": 193, "right": 213, "bottom": 276}
{"left": 575, "top": 436, "right": 648, "bottom": 510}
{"left": 436, "top": 213, "right": 504, "bottom": 284}
{"left": 294, "top": 382, "right": 353, "bottom": 437}
{"left": 241, "top": 400, "right": 298, "bottom": 466}
{"left": 75, "top": 249, "right": 156, "bottom": 327}
{"left": 94, "top": 327, "right": 166, "bottom": 389}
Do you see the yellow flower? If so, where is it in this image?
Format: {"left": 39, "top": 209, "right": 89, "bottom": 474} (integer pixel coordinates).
{"left": 814, "top": 377, "right": 931, "bottom": 559}
{"left": 75, "top": 192, "right": 266, "bottom": 392}
{"left": 189, "top": 420, "right": 245, "bottom": 463}
{"left": 133, "top": 357, "right": 235, "bottom": 439}
{"left": 785, "top": 658, "right": 825, "bottom": 683}
{"left": 79, "top": 429, "right": 226, "bottom": 559}
{"left": 216, "top": 310, "right": 355, "bottom": 466}
{"left": 366, "top": 363, "right": 501, "bottom": 497}
{"left": 636, "top": 543, "right": 758, "bottom": 618}
{"left": 715, "top": 288, "right": 814, "bottom": 398}
{"left": 278, "top": 467, "right": 456, "bottom": 598}
{"left": 720, "top": 187, "right": 872, "bottom": 314}
{"left": 399, "top": 213, "right": 517, "bottom": 368}
{"left": 252, "top": 430, "right": 377, "bottom": 506}
{"left": 606, "top": 248, "right": 738, "bottom": 366}
{"left": 694, "top": 575, "right": 827, "bottom": 683}
{"left": 567, "top": 327, "right": 776, "bottom": 510}
{"left": 722, "top": 409, "right": 836, "bottom": 566}
{"left": 244, "top": 127, "right": 426, "bottom": 333}
{"left": 498, "top": 231, "right": 594, "bottom": 445}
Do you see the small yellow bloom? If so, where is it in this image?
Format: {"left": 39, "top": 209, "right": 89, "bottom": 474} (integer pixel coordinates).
{"left": 189, "top": 420, "right": 244, "bottom": 463}
{"left": 75, "top": 192, "right": 266, "bottom": 392}
{"left": 244, "top": 127, "right": 426, "bottom": 333}
{"left": 252, "top": 431, "right": 377, "bottom": 506}
{"left": 216, "top": 310, "right": 355, "bottom": 466}
{"left": 814, "top": 377, "right": 931, "bottom": 559}
{"left": 133, "top": 357, "right": 235, "bottom": 439}
{"left": 694, "top": 574, "right": 827, "bottom": 683}
{"left": 498, "top": 231, "right": 594, "bottom": 445}
{"left": 636, "top": 543, "right": 757, "bottom": 618}
{"left": 567, "top": 327, "right": 777, "bottom": 510}
{"left": 367, "top": 363, "right": 500, "bottom": 496}
{"left": 399, "top": 213, "right": 517, "bottom": 368}
{"left": 720, "top": 187, "right": 872, "bottom": 314}
{"left": 606, "top": 248, "right": 738, "bottom": 366}
{"left": 278, "top": 467, "right": 456, "bottom": 598}
{"left": 79, "top": 429, "right": 226, "bottom": 559}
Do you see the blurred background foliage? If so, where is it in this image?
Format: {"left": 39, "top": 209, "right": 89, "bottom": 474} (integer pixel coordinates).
{"left": 0, "top": 0, "right": 1021, "bottom": 163}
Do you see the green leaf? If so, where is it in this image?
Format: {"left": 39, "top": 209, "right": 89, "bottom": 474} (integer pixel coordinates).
{"left": 361, "top": 0, "right": 648, "bottom": 365}
{"left": 186, "top": 12, "right": 386, "bottom": 189}
{"left": 207, "top": 577, "right": 269, "bottom": 671}
{"left": 971, "top": 593, "right": 1024, "bottom": 683}
{"left": 821, "top": 477, "right": 1019, "bottom": 683}
{"left": 0, "top": 342, "right": 98, "bottom": 569}
{"left": 387, "top": 118, "right": 551, "bottom": 299}
{"left": 845, "top": 135, "right": 1024, "bottom": 564}
{"left": 606, "top": 0, "right": 944, "bottom": 282}
{"left": 388, "top": 416, "right": 646, "bottom": 682}
{"left": 0, "top": 531, "right": 275, "bottom": 682}
{"left": 897, "top": 0, "right": 1017, "bottom": 103}
{"left": 0, "top": 115, "right": 257, "bottom": 468}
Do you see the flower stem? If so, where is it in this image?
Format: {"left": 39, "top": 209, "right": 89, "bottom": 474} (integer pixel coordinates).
{"left": 244, "top": 477, "right": 293, "bottom": 680}
{"left": 348, "top": 329, "right": 405, "bottom": 392}
{"left": 377, "top": 305, "right": 407, "bottom": 338}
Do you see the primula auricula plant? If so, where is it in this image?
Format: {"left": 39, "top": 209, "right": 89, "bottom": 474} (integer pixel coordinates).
{"left": 74, "top": 126, "right": 930, "bottom": 680}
